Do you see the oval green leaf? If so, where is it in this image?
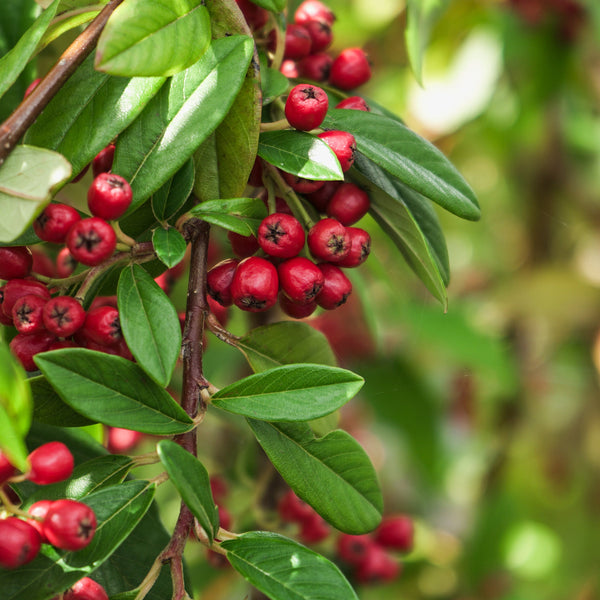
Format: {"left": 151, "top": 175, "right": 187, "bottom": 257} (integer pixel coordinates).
{"left": 152, "top": 227, "right": 187, "bottom": 268}
{"left": 151, "top": 158, "right": 194, "bottom": 221}
{"left": 188, "top": 197, "right": 267, "bottom": 236}
{"left": 34, "top": 349, "right": 193, "bottom": 435}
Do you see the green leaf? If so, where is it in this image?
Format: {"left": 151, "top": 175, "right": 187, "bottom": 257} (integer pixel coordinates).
{"left": 222, "top": 531, "right": 358, "bottom": 600}
{"left": 157, "top": 440, "right": 219, "bottom": 543}
{"left": 212, "top": 364, "right": 363, "bottom": 421}
{"left": 117, "top": 264, "right": 182, "bottom": 387}
{"left": 0, "top": 342, "right": 32, "bottom": 471}
{"left": 237, "top": 321, "right": 336, "bottom": 373}
{"left": 113, "top": 35, "right": 254, "bottom": 209}
{"left": 0, "top": 145, "right": 71, "bottom": 243}
{"left": 258, "top": 130, "right": 344, "bottom": 181}
{"left": 248, "top": 0, "right": 285, "bottom": 11}
{"left": 152, "top": 227, "right": 187, "bottom": 268}
{"left": 95, "top": 0, "right": 211, "bottom": 77}
{"left": 0, "top": 0, "right": 59, "bottom": 101}
{"left": 34, "top": 349, "right": 193, "bottom": 435}
{"left": 322, "top": 109, "right": 480, "bottom": 220}
{"left": 151, "top": 159, "right": 194, "bottom": 221}
{"left": 188, "top": 197, "right": 267, "bottom": 236}
{"left": 25, "top": 53, "right": 165, "bottom": 178}
{"left": 259, "top": 50, "right": 289, "bottom": 106}
{"left": 248, "top": 420, "right": 382, "bottom": 534}
{"left": 38, "top": 9, "right": 99, "bottom": 50}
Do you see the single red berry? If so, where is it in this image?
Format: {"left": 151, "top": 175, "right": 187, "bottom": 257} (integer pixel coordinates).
{"left": 209, "top": 476, "right": 229, "bottom": 504}
{"left": 307, "top": 218, "right": 350, "bottom": 262}
{"left": 64, "top": 577, "right": 109, "bottom": 600}
{"left": 43, "top": 296, "right": 86, "bottom": 338}
{"left": 83, "top": 306, "right": 122, "bottom": 347}
{"left": 280, "top": 59, "right": 299, "bottom": 78}
{"left": 56, "top": 247, "right": 78, "bottom": 278}
{"left": 106, "top": 427, "right": 143, "bottom": 454}
{"left": 2, "top": 278, "right": 50, "bottom": 319}
{"left": 297, "top": 52, "right": 333, "bottom": 82}
{"left": 9, "top": 331, "right": 55, "bottom": 371}
{"left": 316, "top": 263, "right": 352, "bottom": 309}
{"left": 329, "top": 48, "right": 372, "bottom": 90}
{"left": 87, "top": 173, "right": 132, "bottom": 221}
{"left": 374, "top": 515, "right": 414, "bottom": 553}
{"left": 337, "top": 534, "right": 375, "bottom": 566}
{"left": 31, "top": 247, "right": 56, "bottom": 278}
{"left": 295, "top": 0, "right": 335, "bottom": 26}
{"left": 227, "top": 230, "right": 260, "bottom": 258}
{"left": 235, "top": 0, "right": 269, "bottom": 29}
{"left": 89, "top": 295, "right": 118, "bottom": 311}
{"left": 12, "top": 294, "right": 47, "bottom": 334}
{"left": 326, "top": 182, "right": 370, "bottom": 225}
{"left": 34, "top": 203, "right": 81, "bottom": 244}
{"left": 258, "top": 213, "right": 306, "bottom": 258}
{"left": 278, "top": 490, "right": 314, "bottom": 523}
{"left": 27, "top": 441, "right": 74, "bottom": 485}
{"left": 304, "top": 20, "right": 333, "bottom": 52}
{"left": 207, "top": 294, "right": 229, "bottom": 327}
{"left": 278, "top": 257, "right": 324, "bottom": 304}
{"left": 279, "top": 293, "right": 318, "bottom": 319}
{"left": 281, "top": 171, "right": 324, "bottom": 194}
{"left": 336, "top": 96, "right": 370, "bottom": 111}
{"left": 299, "top": 512, "right": 330, "bottom": 543}
{"left": 230, "top": 257, "right": 279, "bottom": 312}
{"left": 24, "top": 78, "right": 41, "bottom": 99}
{"left": 66, "top": 217, "right": 116, "bottom": 266}
{"left": 27, "top": 500, "right": 53, "bottom": 543}
{"left": 0, "top": 246, "right": 33, "bottom": 280}
{"left": 0, "top": 517, "right": 41, "bottom": 569}
{"left": 284, "top": 24, "right": 312, "bottom": 60}
{"left": 305, "top": 181, "right": 341, "bottom": 212}
{"left": 207, "top": 259, "right": 239, "bottom": 307}
{"left": 0, "top": 451, "right": 16, "bottom": 485}
{"left": 354, "top": 544, "right": 400, "bottom": 584}
{"left": 92, "top": 144, "right": 116, "bottom": 178}
{"left": 337, "top": 227, "right": 371, "bottom": 268}
{"left": 43, "top": 499, "right": 97, "bottom": 551}
{"left": 285, "top": 84, "right": 329, "bottom": 131}
{"left": 317, "top": 130, "right": 357, "bottom": 172}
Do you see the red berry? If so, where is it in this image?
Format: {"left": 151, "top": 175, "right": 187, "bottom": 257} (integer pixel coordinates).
{"left": 281, "top": 171, "right": 324, "bottom": 194}
{"left": 0, "top": 517, "right": 41, "bottom": 568}
{"left": 0, "top": 246, "right": 33, "bottom": 280}
{"left": 295, "top": 0, "right": 335, "bottom": 26}
{"left": 280, "top": 60, "right": 299, "bottom": 78}
{"left": 278, "top": 490, "right": 313, "bottom": 522}
{"left": 64, "top": 577, "right": 109, "bottom": 600}
{"left": 355, "top": 545, "right": 400, "bottom": 584}
{"left": 56, "top": 247, "right": 78, "bottom": 278}
{"left": 305, "top": 181, "right": 341, "bottom": 212}
{"left": 66, "top": 217, "right": 116, "bottom": 266}
{"left": 27, "top": 441, "right": 74, "bottom": 485}
{"left": 278, "top": 257, "right": 324, "bottom": 304}
{"left": 34, "top": 203, "right": 81, "bottom": 244}
{"left": 0, "top": 451, "right": 16, "bottom": 485}
{"left": 207, "top": 294, "right": 229, "bottom": 327}
{"left": 316, "top": 263, "right": 352, "bottom": 309}
{"left": 106, "top": 427, "right": 143, "bottom": 454}
{"left": 83, "top": 306, "right": 122, "bottom": 347}
{"left": 30, "top": 247, "right": 56, "bottom": 278}
{"left": 337, "top": 533, "right": 375, "bottom": 566}
{"left": 207, "top": 259, "right": 239, "bottom": 307}
{"left": 299, "top": 512, "right": 330, "bottom": 543}
{"left": 235, "top": 0, "right": 269, "bottom": 30}
{"left": 43, "top": 499, "right": 97, "bottom": 551}
{"left": 326, "top": 182, "right": 370, "bottom": 225}
{"left": 317, "top": 130, "right": 357, "bottom": 172}
{"left": 258, "top": 213, "right": 306, "bottom": 258}
{"left": 0, "top": 286, "right": 13, "bottom": 326}
{"left": 337, "top": 227, "right": 371, "bottom": 268}
{"left": 227, "top": 230, "right": 259, "bottom": 258}
{"left": 230, "top": 257, "right": 279, "bottom": 312}
{"left": 304, "top": 20, "right": 333, "bottom": 52}
{"left": 9, "top": 331, "right": 55, "bottom": 371}
{"left": 2, "top": 278, "right": 50, "bottom": 319}
{"left": 336, "top": 96, "right": 370, "bottom": 111}
{"left": 87, "top": 173, "right": 132, "bottom": 221}
{"left": 43, "top": 296, "right": 86, "bottom": 337}
{"left": 12, "top": 294, "right": 47, "bottom": 334}
{"left": 297, "top": 52, "right": 332, "bottom": 82}
{"left": 374, "top": 515, "right": 414, "bottom": 553}
{"left": 48, "top": 339, "right": 77, "bottom": 351}
{"left": 92, "top": 144, "right": 116, "bottom": 178}
{"left": 307, "top": 218, "right": 350, "bottom": 263}
{"left": 329, "top": 48, "right": 372, "bottom": 90}
{"left": 285, "top": 84, "right": 329, "bottom": 131}
{"left": 24, "top": 78, "right": 41, "bottom": 99}
{"left": 27, "top": 500, "right": 53, "bottom": 543}
{"left": 279, "top": 294, "right": 317, "bottom": 319}
{"left": 88, "top": 295, "right": 118, "bottom": 311}
{"left": 284, "top": 24, "right": 312, "bottom": 60}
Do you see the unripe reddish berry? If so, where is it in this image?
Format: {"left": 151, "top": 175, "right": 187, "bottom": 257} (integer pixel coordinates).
{"left": 284, "top": 24, "right": 312, "bottom": 60}
{"left": 0, "top": 246, "right": 33, "bottom": 280}
{"left": 278, "top": 490, "right": 313, "bottom": 523}
{"left": 281, "top": 171, "right": 324, "bottom": 194}
{"left": 305, "top": 181, "right": 341, "bottom": 212}
{"left": 12, "top": 294, "right": 47, "bottom": 334}
{"left": 34, "top": 203, "right": 81, "bottom": 244}
{"left": 106, "top": 427, "right": 143, "bottom": 454}
{"left": 27, "top": 500, "right": 53, "bottom": 543}
{"left": 307, "top": 218, "right": 350, "bottom": 263}
{"left": 374, "top": 514, "right": 414, "bottom": 553}
{"left": 258, "top": 213, "right": 306, "bottom": 258}
{"left": 66, "top": 217, "right": 116, "bottom": 266}
{"left": 0, "top": 451, "right": 16, "bottom": 485}
{"left": 326, "top": 182, "right": 370, "bottom": 225}
{"left": 304, "top": 20, "right": 333, "bottom": 52}
{"left": 2, "top": 278, "right": 50, "bottom": 318}
{"left": 329, "top": 48, "right": 372, "bottom": 90}
{"left": 230, "top": 257, "right": 279, "bottom": 312}
{"left": 280, "top": 60, "right": 299, "bottom": 78}
{"left": 43, "top": 499, "right": 97, "bottom": 551}
{"left": 295, "top": 0, "right": 335, "bottom": 26}
{"left": 0, "top": 517, "right": 41, "bottom": 568}
{"left": 207, "top": 259, "right": 239, "bottom": 307}
{"left": 278, "top": 257, "right": 324, "bottom": 304}
{"left": 227, "top": 230, "right": 259, "bottom": 258}
{"left": 56, "top": 247, "right": 77, "bottom": 278}
{"left": 337, "top": 533, "right": 375, "bottom": 566}
{"left": 285, "top": 84, "right": 329, "bottom": 132}
{"left": 83, "top": 306, "right": 122, "bottom": 347}
{"left": 87, "top": 173, "right": 132, "bottom": 221}
{"left": 317, "top": 130, "right": 357, "bottom": 172}
{"left": 354, "top": 544, "right": 400, "bottom": 584}
{"left": 64, "top": 577, "right": 109, "bottom": 600}
{"left": 337, "top": 227, "right": 371, "bottom": 268}
{"left": 9, "top": 331, "right": 55, "bottom": 371}
{"left": 317, "top": 263, "right": 352, "bottom": 309}
{"left": 27, "top": 441, "right": 74, "bottom": 485}
{"left": 235, "top": 0, "right": 269, "bottom": 30}
{"left": 336, "top": 96, "right": 370, "bottom": 111}
{"left": 279, "top": 294, "right": 318, "bottom": 319}
{"left": 43, "top": 296, "right": 86, "bottom": 337}
{"left": 92, "top": 144, "right": 116, "bottom": 177}
{"left": 297, "top": 52, "right": 333, "bottom": 82}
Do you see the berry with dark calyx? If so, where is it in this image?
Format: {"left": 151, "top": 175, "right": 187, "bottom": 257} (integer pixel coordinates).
{"left": 337, "top": 227, "right": 371, "bottom": 268}
{"left": 56, "top": 247, "right": 77, "bottom": 278}
{"left": 83, "top": 306, "right": 122, "bottom": 347}
{"left": 297, "top": 52, "right": 333, "bottom": 82}
{"left": 278, "top": 490, "right": 313, "bottom": 523}
{"left": 316, "top": 263, "right": 352, "bottom": 309}
{"left": 12, "top": 294, "right": 47, "bottom": 334}
{"left": 337, "top": 533, "right": 375, "bottom": 566}
{"left": 27, "top": 441, "right": 74, "bottom": 485}
{"left": 279, "top": 293, "right": 318, "bottom": 319}
{"left": 227, "top": 230, "right": 260, "bottom": 258}
{"left": 43, "top": 499, "right": 97, "bottom": 551}
{"left": 0, "top": 246, "right": 33, "bottom": 280}
{"left": 284, "top": 24, "right": 312, "bottom": 60}
{"left": 307, "top": 218, "right": 350, "bottom": 263}
{"left": 317, "top": 130, "right": 357, "bottom": 172}
{"left": 64, "top": 577, "right": 109, "bottom": 600}
{"left": 66, "top": 217, "right": 116, "bottom": 267}
{"left": 281, "top": 171, "right": 324, "bottom": 194}
{"left": 258, "top": 213, "right": 306, "bottom": 258}
{"left": 87, "top": 173, "right": 132, "bottom": 221}
{"left": 374, "top": 514, "right": 414, "bottom": 553}
{"left": 34, "top": 203, "right": 81, "bottom": 244}
{"left": 306, "top": 181, "right": 341, "bottom": 212}
{"left": 106, "top": 427, "right": 143, "bottom": 454}
{"left": 0, "top": 517, "right": 41, "bottom": 569}
{"left": 92, "top": 144, "right": 115, "bottom": 177}
{"left": 336, "top": 96, "right": 370, "bottom": 111}
{"left": 43, "top": 296, "right": 86, "bottom": 338}
{"left": 231, "top": 257, "right": 279, "bottom": 312}
{"left": 295, "top": 0, "right": 335, "bottom": 26}
{"left": 27, "top": 500, "right": 53, "bottom": 543}
{"left": 278, "top": 257, "right": 324, "bottom": 304}
{"left": 304, "top": 20, "right": 333, "bottom": 52}
{"left": 329, "top": 48, "right": 372, "bottom": 90}
{"left": 280, "top": 60, "right": 299, "bottom": 78}
{"left": 2, "top": 278, "right": 50, "bottom": 319}
{"left": 0, "top": 451, "right": 16, "bottom": 484}
{"left": 207, "top": 258, "right": 239, "bottom": 307}
{"left": 326, "top": 182, "right": 370, "bottom": 226}
{"left": 235, "top": 0, "right": 269, "bottom": 30}
{"left": 299, "top": 512, "right": 330, "bottom": 543}
{"left": 285, "top": 84, "right": 329, "bottom": 132}
{"left": 354, "top": 544, "right": 400, "bottom": 584}
{"left": 9, "top": 331, "right": 55, "bottom": 371}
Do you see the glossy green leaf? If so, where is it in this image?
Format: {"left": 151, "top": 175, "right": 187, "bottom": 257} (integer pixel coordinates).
{"left": 259, "top": 51, "right": 289, "bottom": 106}
{"left": 38, "top": 9, "right": 99, "bottom": 49}
{"left": 25, "top": 53, "right": 165, "bottom": 178}
{"left": 249, "top": 0, "right": 285, "bottom": 11}
{"left": 237, "top": 321, "right": 336, "bottom": 373}
{"left": 117, "top": 264, "right": 181, "bottom": 386}
{"left": 113, "top": 35, "right": 254, "bottom": 208}
{"left": 0, "top": 342, "right": 32, "bottom": 471}
{"left": 0, "top": 0, "right": 58, "bottom": 101}
{"left": 258, "top": 130, "right": 344, "bottom": 181}
{"left": 152, "top": 227, "right": 187, "bottom": 268}
{"left": 151, "top": 159, "right": 194, "bottom": 221}
{"left": 157, "top": 440, "right": 219, "bottom": 543}
{"left": 212, "top": 364, "right": 363, "bottom": 421}
{"left": 34, "top": 349, "right": 193, "bottom": 434}
{"left": 96, "top": 0, "right": 211, "bottom": 77}
{"left": 222, "top": 531, "right": 358, "bottom": 600}
{"left": 323, "top": 109, "right": 480, "bottom": 220}
{"left": 248, "top": 420, "right": 382, "bottom": 533}
{"left": 0, "top": 145, "right": 71, "bottom": 242}
{"left": 188, "top": 197, "right": 267, "bottom": 236}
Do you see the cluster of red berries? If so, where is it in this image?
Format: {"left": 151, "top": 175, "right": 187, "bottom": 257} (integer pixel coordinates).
{"left": 278, "top": 489, "right": 330, "bottom": 544}
{"left": 0, "top": 444, "right": 97, "bottom": 570}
